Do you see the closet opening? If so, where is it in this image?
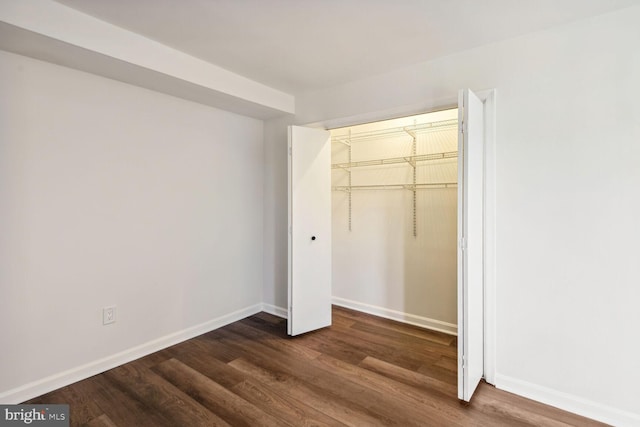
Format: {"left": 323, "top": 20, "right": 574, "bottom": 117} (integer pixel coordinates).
{"left": 329, "top": 108, "right": 459, "bottom": 337}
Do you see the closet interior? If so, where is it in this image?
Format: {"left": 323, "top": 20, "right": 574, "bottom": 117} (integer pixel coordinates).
{"left": 330, "top": 108, "right": 459, "bottom": 334}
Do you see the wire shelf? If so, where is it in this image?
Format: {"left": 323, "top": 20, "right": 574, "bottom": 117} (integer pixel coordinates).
{"left": 331, "top": 118, "right": 457, "bottom": 144}
{"left": 332, "top": 151, "right": 457, "bottom": 170}
{"left": 332, "top": 182, "right": 457, "bottom": 192}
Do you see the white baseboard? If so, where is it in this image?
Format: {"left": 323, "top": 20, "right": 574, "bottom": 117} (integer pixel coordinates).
{"left": 496, "top": 374, "right": 640, "bottom": 427}
{"left": 0, "top": 303, "right": 263, "bottom": 404}
{"left": 332, "top": 297, "right": 457, "bottom": 336}
{"left": 260, "top": 300, "right": 456, "bottom": 336}
{"left": 261, "top": 303, "right": 288, "bottom": 318}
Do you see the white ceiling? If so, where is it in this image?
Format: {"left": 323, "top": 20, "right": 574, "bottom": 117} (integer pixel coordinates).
{"left": 53, "top": 0, "right": 636, "bottom": 94}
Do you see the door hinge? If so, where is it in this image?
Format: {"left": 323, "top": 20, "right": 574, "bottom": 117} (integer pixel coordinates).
{"left": 459, "top": 237, "right": 466, "bottom": 251}
{"left": 461, "top": 356, "right": 465, "bottom": 368}
{"left": 288, "top": 147, "right": 292, "bottom": 155}
{"left": 460, "top": 120, "right": 464, "bottom": 134}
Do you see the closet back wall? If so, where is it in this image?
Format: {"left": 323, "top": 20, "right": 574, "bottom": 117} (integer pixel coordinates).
{"left": 331, "top": 110, "right": 458, "bottom": 333}
{"left": 0, "top": 50, "right": 264, "bottom": 401}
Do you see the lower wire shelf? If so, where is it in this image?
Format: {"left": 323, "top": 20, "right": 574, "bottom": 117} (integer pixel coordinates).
{"left": 332, "top": 182, "right": 457, "bottom": 192}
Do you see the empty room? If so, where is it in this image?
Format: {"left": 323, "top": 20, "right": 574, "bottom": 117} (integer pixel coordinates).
{"left": 1, "top": 1, "right": 639, "bottom": 426}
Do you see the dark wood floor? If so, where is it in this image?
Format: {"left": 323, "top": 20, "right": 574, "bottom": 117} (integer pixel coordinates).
{"left": 27, "top": 306, "right": 605, "bottom": 426}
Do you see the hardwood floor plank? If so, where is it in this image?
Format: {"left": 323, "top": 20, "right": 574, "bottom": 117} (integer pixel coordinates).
{"left": 225, "top": 318, "right": 370, "bottom": 366}
{"left": 252, "top": 311, "right": 287, "bottom": 326}
{"left": 228, "top": 357, "right": 384, "bottom": 427}
{"left": 469, "top": 387, "right": 576, "bottom": 427}
{"left": 433, "top": 355, "right": 458, "bottom": 372}
{"left": 348, "top": 319, "right": 458, "bottom": 358}
{"left": 87, "top": 375, "right": 172, "bottom": 427}
{"left": 165, "top": 337, "right": 247, "bottom": 389}
{"left": 417, "top": 360, "right": 459, "bottom": 385}
{"left": 83, "top": 414, "right": 118, "bottom": 427}
{"left": 242, "top": 313, "right": 412, "bottom": 368}
{"left": 240, "top": 314, "right": 289, "bottom": 338}
{"left": 357, "top": 358, "right": 543, "bottom": 427}
{"left": 314, "top": 353, "right": 499, "bottom": 427}
{"left": 103, "top": 362, "right": 225, "bottom": 427}
{"left": 215, "top": 330, "right": 402, "bottom": 425}
{"left": 187, "top": 334, "right": 246, "bottom": 363}
{"left": 24, "top": 306, "right": 605, "bottom": 427}
{"left": 472, "top": 384, "right": 608, "bottom": 427}
{"left": 152, "top": 358, "right": 283, "bottom": 427}
{"left": 218, "top": 328, "right": 447, "bottom": 426}
{"left": 231, "top": 378, "right": 345, "bottom": 427}
{"left": 26, "top": 381, "right": 104, "bottom": 426}
{"left": 225, "top": 320, "right": 322, "bottom": 360}
{"left": 127, "top": 346, "right": 174, "bottom": 369}
{"left": 333, "top": 306, "right": 456, "bottom": 346}
{"left": 359, "top": 355, "right": 457, "bottom": 397}
{"left": 331, "top": 312, "right": 357, "bottom": 328}
{"left": 302, "top": 320, "right": 443, "bottom": 371}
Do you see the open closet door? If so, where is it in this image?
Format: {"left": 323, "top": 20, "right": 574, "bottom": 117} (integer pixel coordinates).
{"left": 458, "top": 89, "right": 485, "bottom": 401}
{"left": 288, "top": 126, "right": 332, "bottom": 336}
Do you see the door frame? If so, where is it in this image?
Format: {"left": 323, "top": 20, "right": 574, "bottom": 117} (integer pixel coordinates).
{"left": 303, "top": 89, "right": 497, "bottom": 385}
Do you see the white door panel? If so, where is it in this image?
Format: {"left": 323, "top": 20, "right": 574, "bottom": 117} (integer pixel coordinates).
{"left": 458, "top": 89, "right": 485, "bottom": 401}
{"left": 288, "top": 126, "right": 332, "bottom": 336}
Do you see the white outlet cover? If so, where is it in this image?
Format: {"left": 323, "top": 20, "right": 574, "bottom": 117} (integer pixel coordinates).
{"left": 103, "top": 306, "right": 116, "bottom": 325}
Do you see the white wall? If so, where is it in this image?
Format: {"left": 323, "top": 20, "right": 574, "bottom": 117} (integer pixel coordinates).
{"left": 262, "top": 115, "right": 291, "bottom": 313}
{"left": 331, "top": 112, "right": 458, "bottom": 333}
{"left": 263, "top": 5, "right": 640, "bottom": 425}
{"left": 0, "top": 50, "right": 264, "bottom": 402}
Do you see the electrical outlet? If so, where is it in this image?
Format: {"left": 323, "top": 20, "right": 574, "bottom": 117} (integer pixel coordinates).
{"left": 103, "top": 306, "right": 116, "bottom": 325}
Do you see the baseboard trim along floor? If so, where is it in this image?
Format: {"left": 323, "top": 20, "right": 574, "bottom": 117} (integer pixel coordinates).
{"left": 0, "top": 303, "right": 263, "bottom": 404}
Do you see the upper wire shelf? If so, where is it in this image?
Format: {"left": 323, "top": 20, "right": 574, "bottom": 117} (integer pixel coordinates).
{"left": 331, "top": 118, "right": 457, "bottom": 145}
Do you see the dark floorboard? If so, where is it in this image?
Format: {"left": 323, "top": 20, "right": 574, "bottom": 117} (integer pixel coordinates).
{"left": 26, "top": 306, "right": 607, "bottom": 426}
